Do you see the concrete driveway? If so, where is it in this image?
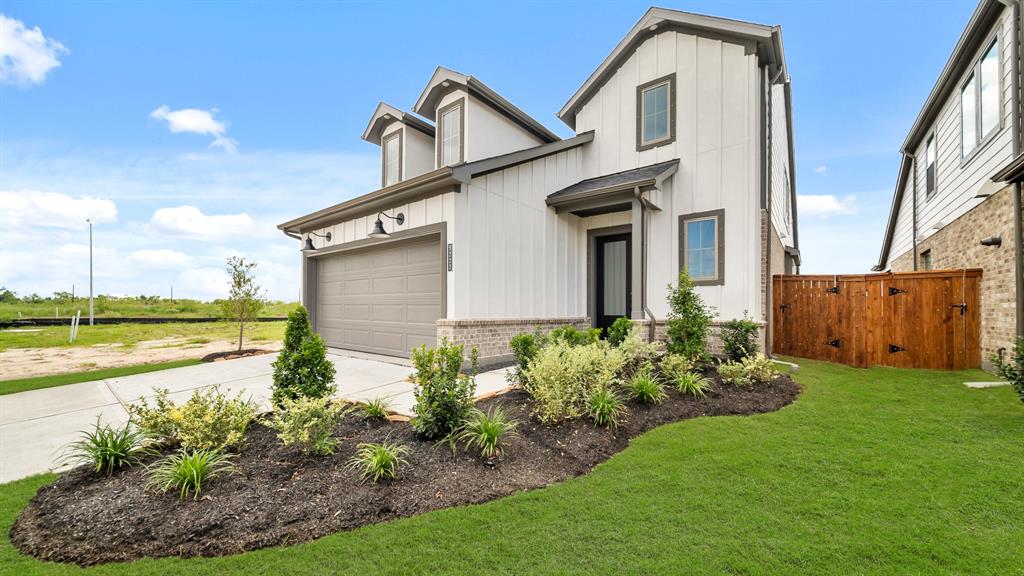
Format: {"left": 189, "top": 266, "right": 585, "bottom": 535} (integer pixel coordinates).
{"left": 0, "top": 349, "right": 512, "bottom": 483}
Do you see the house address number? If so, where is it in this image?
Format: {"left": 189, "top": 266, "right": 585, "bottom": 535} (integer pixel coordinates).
{"left": 447, "top": 243, "right": 453, "bottom": 271}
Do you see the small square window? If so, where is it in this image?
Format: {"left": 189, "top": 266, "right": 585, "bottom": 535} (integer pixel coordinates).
{"left": 636, "top": 74, "right": 675, "bottom": 151}
{"left": 679, "top": 209, "right": 724, "bottom": 286}
{"left": 921, "top": 250, "right": 933, "bottom": 271}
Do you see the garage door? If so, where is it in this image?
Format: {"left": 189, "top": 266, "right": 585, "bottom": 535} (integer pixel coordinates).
{"left": 315, "top": 234, "right": 442, "bottom": 357}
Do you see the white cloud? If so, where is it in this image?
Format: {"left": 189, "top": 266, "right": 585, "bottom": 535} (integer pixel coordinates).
{"left": 149, "top": 205, "right": 265, "bottom": 241}
{"left": 129, "top": 249, "right": 193, "bottom": 269}
{"left": 0, "top": 190, "right": 117, "bottom": 230}
{"left": 150, "top": 105, "right": 238, "bottom": 153}
{"left": 813, "top": 165, "right": 828, "bottom": 175}
{"left": 0, "top": 14, "right": 68, "bottom": 87}
{"left": 797, "top": 194, "right": 858, "bottom": 219}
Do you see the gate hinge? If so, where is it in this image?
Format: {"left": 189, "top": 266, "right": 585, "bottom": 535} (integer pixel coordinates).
{"left": 888, "top": 344, "right": 907, "bottom": 353}
{"left": 825, "top": 286, "right": 840, "bottom": 294}
{"left": 888, "top": 287, "right": 908, "bottom": 296}
{"left": 779, "top": 303, "right": 789, "bottom": 313}
{"left": 826, "top": 339, "right": 841, "bottom": 348}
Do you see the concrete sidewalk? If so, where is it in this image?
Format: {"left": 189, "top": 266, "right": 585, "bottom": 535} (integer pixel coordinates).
{"left": 0, "top": 350, "right": 512, "bottom": 483}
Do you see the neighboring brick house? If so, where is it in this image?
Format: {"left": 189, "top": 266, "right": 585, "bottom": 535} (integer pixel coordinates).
{"left": 875, "top": 0, "right": 1024, "bottom": 370}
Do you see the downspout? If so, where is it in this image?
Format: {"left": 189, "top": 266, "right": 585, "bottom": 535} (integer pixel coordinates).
{"left": 911, "top": 153, "right": 919, "bottom": 271}
{"left": 635, "top": 186, "right": 656, "bottom": 342}
{"left": 1015, "top": 1, "right": 1024, "bottom": 337}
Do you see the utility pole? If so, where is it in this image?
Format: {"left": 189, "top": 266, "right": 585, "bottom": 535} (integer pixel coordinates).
{"left": 87, "top": 219, "right": 94, "bottom": 325}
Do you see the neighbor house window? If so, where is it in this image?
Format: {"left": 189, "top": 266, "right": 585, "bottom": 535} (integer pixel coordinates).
{"left": 636, "top": 74, "right": 676, "bottom": 151}
{"left": 921, "top": 250, "right": 933, "bottom": 271}
{"left": 383, "top": 131, "right": 401, "bottom": 187}
{"left": 438, "top": 98, "right": 464, "bottom": 166}
{"left": 925, "top": 134, "right": 936, "bottom": 198}
{"left": 961, "top": 38, "right": 1000, "bottom": 159}
{"left": 679, "top": 209, "right": 724, "bottom": 286}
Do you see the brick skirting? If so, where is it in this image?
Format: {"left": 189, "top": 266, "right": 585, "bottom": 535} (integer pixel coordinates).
{"left": 436, "top": 317, "right": 591, "bottom": 368}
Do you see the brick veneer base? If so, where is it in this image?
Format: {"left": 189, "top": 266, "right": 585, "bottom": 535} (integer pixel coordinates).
{"left": 436, "top": 317, "right": 591, "bottom": 367}
{"left": 631, "top": 319, "right": 767, "bottom": 357}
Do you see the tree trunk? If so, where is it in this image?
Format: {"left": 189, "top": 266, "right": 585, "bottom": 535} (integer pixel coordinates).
{"left": 238, "top": 318, "right": 244, "bottom": 352}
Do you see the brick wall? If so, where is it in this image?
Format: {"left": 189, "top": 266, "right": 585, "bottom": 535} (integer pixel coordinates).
{"left": 630, "top": 319, "right": 766, "bottom": 357}
{"left": 436, "top": 317, "right": 591, "bottom": 368}
{"left": 888, "top": 186, "right": 1019, "bottom": 369}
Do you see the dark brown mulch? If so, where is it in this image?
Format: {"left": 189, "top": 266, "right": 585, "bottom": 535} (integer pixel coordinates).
{"left": 11, "top": 372, "right": 801, "bottom": 566}
{"left": 200, "top": 349, "right": 273, "bottom": 362}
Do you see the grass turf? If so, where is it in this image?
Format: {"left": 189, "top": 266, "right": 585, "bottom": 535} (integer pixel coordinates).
{"left": 1, "top": 359, "right": 1021, "bottom": 574}
{"left": 0, "top": 299, "right": 298, "bottom": 322}
{"left": 0, "top": 359, "right": 204, "bottom": 396}
{"left": 0, "top": 321, "right": 286, "bottom": 351}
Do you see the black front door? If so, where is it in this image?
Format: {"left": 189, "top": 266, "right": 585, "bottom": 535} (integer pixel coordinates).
{"left": 595, "top": 233, "right": 631, "bottom": 332}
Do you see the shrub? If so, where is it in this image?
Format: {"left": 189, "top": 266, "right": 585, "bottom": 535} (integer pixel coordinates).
{"left": 267, "top": 396, "right": 349, "bottom": 456}
{"left": 665, "top": 270, "right": 714, "bottom": 360}
{"left": 548, "top": 325, "right": 601, "bottom": 347}
{"left": 145, "top": 449, "right": 235, "bottom": 501}
{"left": 617, "top": 326, "right": 663, "bottom": 374}
{"left": 992, "top": 337, "right": 1024, "bottom": 403}
{"left": 347, "top": 440, "right": 409, "bottom": 483}
{"left": 721, "top": 313, "right": 760, "bottom": 362}
{"left": 717, "top": 361, "right": 750, "bottom": 386}
{"left": 60, "top": 419, "right": 151, "bottom": 475}
{"left": 674, "top": 371, "right": 711, "bottom": 397}
{"left": 660, "top": 353, "right": 693, "bottom": 382}
{"left": 587, "top": 386, "right": 627, "bottom": 429}
{"left": 271, "top": 306, "right": 337, "bottom": 408}
{"left": 509, "top": 330, "right": 544, "bottom": 385}
{"left": 411, "top": 339, "right": 478, "bottom": 440}
{"left": 361, "top": 397, "right": 392, "bottom": 420}
{"left": 523, "top": 340, "right": 625, "bottom": 424}
{"left": 129, "top": 386, "right": 257, "bottom": 451}
{"left": 606, "top": 317, "right": 632, "bottom": 347}
{"left": 625, "top": 364, "right": 668, "bottom": 404}
{"left": 742, "top": 353, "right": 780, "bottom": 384}
{"left": 455, "top": 406, "right": 519, "bottom": 460}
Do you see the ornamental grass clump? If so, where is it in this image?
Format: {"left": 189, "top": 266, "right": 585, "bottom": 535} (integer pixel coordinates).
{"left": 455, "top": 406, "right": 519, "bottom": 460}
{"left": 522, "top": 340, "right": 626, "bottom": 424}
{"left": 129, "top": 386, "right": 256, "bottom": 451}
{"left": 145, "top": 449, "right": 235, "bottom": 501}
{"left": 411, "top": 339, "right": 478, "bottom": 440}
{"left": 625, "top": 364, "right": 668, "bottom": 404}
{"left": 60, "top": 419, "right": 151, "bottom": 475}
{"left": 267, "top": 396, "right": 350, "bottom": 456}
{"left": 361, "top": 397, "right": 392, "bottom": 421}
{"left": 674, "top": 371, "right": 711, "bottom": 397}
{"left": 348, "top": 440, "right": 409, "bottom": 483}
{"left": 586, "top": 386, "right": 627, "bottom": 429}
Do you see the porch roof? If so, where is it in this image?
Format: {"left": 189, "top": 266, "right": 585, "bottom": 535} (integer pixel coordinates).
{"left": 545, "top": 160, "right": 678, "bottom": 215}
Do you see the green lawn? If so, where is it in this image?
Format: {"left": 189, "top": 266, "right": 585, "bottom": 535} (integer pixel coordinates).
{"left": 2, "top": 359, "right": 1022, "bottom": 574}
{"left": 0, "top": 321, "right": 286, "bottom": 351}
{"left": 0, "top": 359, "right": 203, "bottom": 396}
{"left": 0, "top": 299, "right": 298, "bottom": 322}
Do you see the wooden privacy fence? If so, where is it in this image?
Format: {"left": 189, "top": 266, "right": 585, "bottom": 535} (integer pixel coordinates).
{"left": 772, "top": 270, "right": 981, "bottom": 370}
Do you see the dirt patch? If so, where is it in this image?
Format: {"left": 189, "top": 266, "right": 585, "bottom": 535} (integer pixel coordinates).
{"left": 11, "top": 372, "right": 801, "bottom": 566}
{"left": 200, "top": 349, "right": 276, "bottom": 363}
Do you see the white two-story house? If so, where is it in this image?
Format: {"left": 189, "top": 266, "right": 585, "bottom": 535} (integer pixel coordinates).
{"left": 278, "top": 7, "right": 800, "bottom": 365}
{"left": 875, "top": 0, "right": 1024, "bottom": 368}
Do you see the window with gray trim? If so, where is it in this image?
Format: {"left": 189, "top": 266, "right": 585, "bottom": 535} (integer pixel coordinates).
{"left": 679, "top": 209, "right": 724, "bottom": 286}
{"left": 383, "top": 131, "right": 401, "bottom": 187}
{"left": 636, "top": 74, "right": 676, "bottom": 151}
{"left": 961, "top": 38, "right": 1000, "bottom": 159}
{"left": 925, "top": 134, "right": 936, "bottom": 198}
{"left": 438, "top": 100, "right": 463, "bottom": 166}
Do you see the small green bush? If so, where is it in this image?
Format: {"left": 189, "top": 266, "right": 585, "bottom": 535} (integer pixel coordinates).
{"left": 455, "top": 406, "right": 519, "bottom": 460}
{"left": 145, "top": 449, "right": 235, "bottom": 501}
{"left": 665, "top": 270, "right": 714, "bottom": 360}
{"left": 267, "top": 396, "right": 349, "bottom": 456}
{"left": 509, "top": 330, "right": 544, "bottom": 385}
{"left": 523, "top": 340, "right": 625, "bottom": 424}
{"left": 587, "top": 386, "right": 627, "bottom": 429}
{"left": 721, "top": 313, "right": 760, "bottom": 362}
{"left": 625, "top": 364, "right": 668, "bottom": 404}
{"left": 742, "top": 353, "right": 780, "bottom": 384}
{"left": 129, "top": 386, "right": 256, "bottom": 451}
{"left": 992, "top": 337, "right": 1024, "bottom": 403}
{"left": 606, "top": 317, "right": 632, "bottom": 347}
{"left": 60, "top": 419, "right": 151, "bottom": 475}
{"left": 271, "top": 306, "right": 337, "bottom": 408}
{"left": 717, "top": 361, "right": 750, "bottom": 386}
{"left": 348, "top": 440, "right": 409, "bottom": 483}
{"left": 548, "top": 325, "right": 601, "bottom": 347}
{"left": 674, "top": 371, "right": 711, "bottom": 397}
{"left": 411, "top": 339, "right": 478, "bottom": 440}
{"left": 660, "top": 353, "right": 693, "bottom": 382}
{"left": 361, "top": 397, "right": 392, "bottom": 420}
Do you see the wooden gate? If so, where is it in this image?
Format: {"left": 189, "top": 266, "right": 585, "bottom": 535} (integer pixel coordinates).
{"left": 772, "top": 270, "right": 981, "bottom": 369}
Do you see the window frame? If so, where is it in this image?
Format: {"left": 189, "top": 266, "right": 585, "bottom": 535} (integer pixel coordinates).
{"left": 381, "top": 129, "right": 403, "bottom": 188}
{"left": 678, "top": 209, "right": 725, "bottom": 287}
{"left": 636, "top": 73, "right": 676, "bottom": 151}
{"left": 960, "top": 34, "right": 1002, "bottom": 165}
{"left": 436, "top": 97, "right": 465, "bottom": 166}
{"left": 920, "top": 249, "right": 933, "bottom": 271}
{"left": 925, "top": 132, "right": 937, "bottom": 200}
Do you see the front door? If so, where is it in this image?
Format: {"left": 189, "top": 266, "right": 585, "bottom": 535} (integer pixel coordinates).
{"left": 595, "top": 233, "right": 631, "bottom": 332}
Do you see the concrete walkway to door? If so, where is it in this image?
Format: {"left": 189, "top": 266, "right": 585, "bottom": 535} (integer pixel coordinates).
{"left": 0, "top": 349, "right": 512, "bottom": 483}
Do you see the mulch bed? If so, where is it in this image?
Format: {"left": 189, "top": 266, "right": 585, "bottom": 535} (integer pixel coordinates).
{"left": 200, "top": 349, "right": 274, "bottom": 362}
{"left": 11, "top": 370, "right": 801, "bottom": 566}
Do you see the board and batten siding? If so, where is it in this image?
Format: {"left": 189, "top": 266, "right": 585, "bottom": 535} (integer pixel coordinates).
{"left": 572, "top": 30, "right": 763, "bottom": 320}
{"left": 769, "top": 82, "right": 795, "bottom": 247}
{"left": 887, "top": 6, "right": 1015, "bottom": 268}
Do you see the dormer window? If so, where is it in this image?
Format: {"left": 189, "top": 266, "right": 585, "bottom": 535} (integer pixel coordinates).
{"left": 637, "top": 73, "right": 675, "bottom": 151}
{"left": 437, "top": 98, "right": 464, "bottom": 166}
{"left": 383, "top": 131, "right": 402, "bottom": 187}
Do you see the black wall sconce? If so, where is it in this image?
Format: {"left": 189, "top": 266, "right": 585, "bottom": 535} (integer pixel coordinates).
{"left": 980, "top": 236, "right": 1002, "bottom": 247}
{"left": 369, "top": 211, "right": 405, "bottom": 239}
{"left": 301, "top": 231, "right": 332, "bottom": 252}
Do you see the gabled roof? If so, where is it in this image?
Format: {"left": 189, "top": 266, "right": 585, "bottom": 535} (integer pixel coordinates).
{"left": 558, "top": 7, "right": 787, "bottom": 130}
{"left": 361, "top": 102, "right": 435, "bottom": 145}
{"left": 412, "top": 66, "right": 560, "bottom": 143}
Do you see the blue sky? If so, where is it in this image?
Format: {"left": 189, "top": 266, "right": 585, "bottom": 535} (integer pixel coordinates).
{"left": 1, "top": 0, "right": 976, "bottom": 300}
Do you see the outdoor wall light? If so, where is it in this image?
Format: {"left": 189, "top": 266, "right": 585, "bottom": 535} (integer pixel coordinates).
{"left": 301, "top": 231, "right": 332, "bottom": 252}
{"left": 980, "top": 235, "right": 1002, "bottom": 247}
{"left": 368, "top": 211, "right": 405, "bottom": 239}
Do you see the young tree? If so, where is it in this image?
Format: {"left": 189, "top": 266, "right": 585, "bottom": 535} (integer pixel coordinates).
{"left": 271, "top": 306, "right": 337, "bottom": 407}
{"left": 665, "top": 270, "right": 714, "bottom": 360}
{"left": 220, "top": 256, "right": 267, "bottom": 351}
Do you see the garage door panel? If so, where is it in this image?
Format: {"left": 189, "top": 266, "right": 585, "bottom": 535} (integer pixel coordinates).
{"left": 315, "top": 234, "right": 441, "bottom": 357}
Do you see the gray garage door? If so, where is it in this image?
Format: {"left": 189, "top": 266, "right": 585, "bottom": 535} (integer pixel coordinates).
{"left": 315, "top": 235, "right": 442, "bottom": 357}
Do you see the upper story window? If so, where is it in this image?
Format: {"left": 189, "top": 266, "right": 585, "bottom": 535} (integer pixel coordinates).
{"left": 383, "top": 131, "right": 401, "bottom": 187}
{"left": 925, "top": 134, "right": 936, "bottom": 198}
{"left": 636, "top": 73, "right": 676, "bottom": 151}
{"left": 679, "top": 209, "right": 724, "bottom": 286}
{"left": 961, "top": 38, "right": 1000, "bottom": 159}
{"left": 437, "top": 98, "right": 464, "bottom": 166}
